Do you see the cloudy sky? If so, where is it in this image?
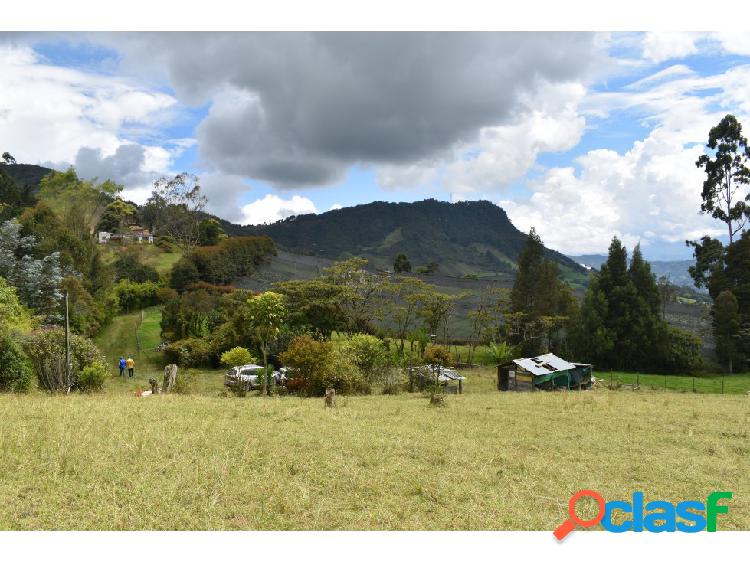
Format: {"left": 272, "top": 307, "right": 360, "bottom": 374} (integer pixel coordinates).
{"left": 2, "top": 31, "right": 750, "bottom": 259}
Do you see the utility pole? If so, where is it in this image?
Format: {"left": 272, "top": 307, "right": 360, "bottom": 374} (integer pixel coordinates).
{"left": 64, "top": 291, "right": 71, "bottom": 393}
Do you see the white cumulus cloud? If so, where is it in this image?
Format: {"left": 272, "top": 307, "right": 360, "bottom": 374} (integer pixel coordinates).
{"left": 501, "top": 62, "right": 750, "bottom": 256}
{"left": 0, "top": 43, "right": 181, "bottom": 190}
{"left": 641, "top": 32, "right": 699, "bottom": 63}
{"left": 238, "top": 194, "right": 318, "bottom": 225}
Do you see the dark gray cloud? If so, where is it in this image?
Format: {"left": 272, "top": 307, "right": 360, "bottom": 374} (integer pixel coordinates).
{"left": 96, "top": 32, "right": 599, "bottom": 187}
{"left": 74, "top": 144, "right": 150, "bottom": 186}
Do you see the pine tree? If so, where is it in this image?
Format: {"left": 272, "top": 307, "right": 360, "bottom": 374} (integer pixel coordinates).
{"left": 508, "top": 228, "right": 575, "bottom": 356}
{"left": 572, "top": 237, "right": 691, "bottom": 372}
{"left": 510, "top": 228, "right": 545, "bottom": 315}
{"left": 629, "top": 244, "right": 661, "bottom": 316}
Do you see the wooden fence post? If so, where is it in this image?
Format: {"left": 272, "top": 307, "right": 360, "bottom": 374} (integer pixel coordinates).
{"left": 324, "top": 387, "right": 336, "bottom": 408}
{"left": 163, "top": 364, "right": 177, "bottom": 393}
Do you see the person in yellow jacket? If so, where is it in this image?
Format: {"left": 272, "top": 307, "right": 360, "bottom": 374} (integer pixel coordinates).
{"left": 126, "top": 356, "right": 135, "bottom": 378}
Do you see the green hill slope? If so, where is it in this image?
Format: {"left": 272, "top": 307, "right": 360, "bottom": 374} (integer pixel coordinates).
{"left": 1, "top": 163, "right": 55, "bottom": 189}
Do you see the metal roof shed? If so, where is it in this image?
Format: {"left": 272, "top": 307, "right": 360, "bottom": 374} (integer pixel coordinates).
{"left": 497, "top": 353, "right": 592, "bottom": 391}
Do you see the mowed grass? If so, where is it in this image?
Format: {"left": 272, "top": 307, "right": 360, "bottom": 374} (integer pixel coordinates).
{"left": 0, "top": 368, "right": 748, "bottom": 530}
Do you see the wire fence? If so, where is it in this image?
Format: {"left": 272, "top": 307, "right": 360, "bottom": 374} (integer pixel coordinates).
{"left": 599, "top": 371, "right": 750, "bottom": 395}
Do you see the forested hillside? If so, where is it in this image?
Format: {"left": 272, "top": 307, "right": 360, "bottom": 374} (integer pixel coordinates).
{"left": 231, "top": 199, "right": 588, "bottom": 281}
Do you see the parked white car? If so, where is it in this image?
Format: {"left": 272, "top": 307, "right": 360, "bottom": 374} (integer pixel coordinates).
{"left": 226, "top": 364, "right": 265, "bottom": 389}
{"left": 225, "top": 364, "right": 289, "bottom": 390}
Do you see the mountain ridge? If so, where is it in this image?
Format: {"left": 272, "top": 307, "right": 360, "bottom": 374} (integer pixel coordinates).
{"left": 569, "top": 254, "right": 699, "bottom": 290}
{"left": 225, "top": 199, "right": 588, "bottom": 280}
{"left": 1, "top": 163, "right": 586, "bottom": 282}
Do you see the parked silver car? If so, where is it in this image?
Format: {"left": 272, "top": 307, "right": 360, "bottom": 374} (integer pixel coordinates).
{"left": 225, "top": 364, "right": 289, "bottom": 391}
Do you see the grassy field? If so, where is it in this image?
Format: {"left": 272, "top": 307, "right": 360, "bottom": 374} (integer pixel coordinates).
{"left": 0, "top": 367, "right": 747, "bottom": 531}
{"left": 605, "top": 371, "right": 750, "bottom": 395}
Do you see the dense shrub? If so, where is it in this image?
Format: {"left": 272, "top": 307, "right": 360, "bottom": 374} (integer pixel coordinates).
{"left": 317, "top": 351, "right": 370, "bottom": 395}
{"left": 156, "top": 286, "right": 178, "bottom": 302}
{"left": 423, "top": 345, "right": 453, "bottom": 367}
{"left": 169, "top": 258, "right": 199, "bottom": 291}
{"left": 163, "top": 337, "right": 214, "bottom": 367}
{"left": 280, "top": 335, "right": 332, "bottom": 394}
{"left": 0, "top": 330, "right": 33, "bottom": 392}
{"left": 60, "top": 275, "right": 107, "bottom": 337}
{"left": 23, "top": 327, "right": 105, "bottom": 392}
{"left": 155, "top": 235, "right": 178, "bottom": 251}
{"left": 112, "top": 250, "right": 159, "bottom": 283}
{"left": 160, "top": 289, "right": 226, "bottom": 341}
{"left": 77, "top": 360, "right": 108, "bottom": 393}
{"left": 654, "top": 325, "right": 705, "bottom": 374}
{"left": 114, "top": 280, "right": 164, "bottom": 312}
{"left": 186, "top": 236, "right": 276, "bottom": 285}
{"left": 198, "top": 218, "right": 222, "bottom": 246}
{"left": 280, "top": 335, "right": 368, "bottom": 395}
{"left": 220, "top": 346, "right": 256, "bottom": 368}
{"left": 342, "top": 334, "right": 391, "bottom": 384}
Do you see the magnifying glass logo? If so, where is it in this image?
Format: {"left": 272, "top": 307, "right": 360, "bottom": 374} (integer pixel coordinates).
{"left": 553, "top": 489, "right": 606, "bottom": 541}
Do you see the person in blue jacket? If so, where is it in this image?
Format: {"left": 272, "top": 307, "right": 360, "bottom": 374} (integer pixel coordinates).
{"left": 119, "top": 357, "right": 127, "bottom": 377}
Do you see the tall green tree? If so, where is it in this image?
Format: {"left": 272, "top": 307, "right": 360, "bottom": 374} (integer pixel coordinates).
{"left": 148, "top": 173, "right": 207, "bottom": 253}
{"left": 324, "top": 257, "right": 386, "bottom": 334}
{"left": 629, "top": 245, "right": 660, "bottom": 315}
{"left": 573, "top": 237, "right": 701, "bottom": 373}
{"left": 38, "top": 168, "right": 121, "bottom": 239}
{"left": 273, "top": 278, "right": 345, "bottom": 337}
{"left": 508, "top": 228, "right": 575, "bottom": 355}
{"left": 713, "top": 290, "right": 742, "bottom": 374}
{"left": 97, "top": 198, "right": 136, "bottom": 232}
{"left": 198, "top": 218, "right": 222, "bottom": 246}
{"left": 568, "top": 276, "right": 613, "bottom": 366}
{"left": 245, "top": 291, "right": 287, "bottom": 396}
{"left": 695, "top": 114, "right": 750, "bottom": 245}
{"left": 393, "top": 253, "right": 412, "bottom": 273}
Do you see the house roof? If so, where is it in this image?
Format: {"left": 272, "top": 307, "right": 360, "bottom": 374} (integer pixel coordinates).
{"left": 413, "top": 365, "right": 466, "bottom": 381}
{"left": 503, "top": 353, "right": 577, "bottom": 376}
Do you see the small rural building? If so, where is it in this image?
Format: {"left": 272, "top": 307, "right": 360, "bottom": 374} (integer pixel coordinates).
{"left": 497, "top": 353, "right": 592, "bottom": 392}
{"left": 98, "top": 226, "right": 154, "bottom": 244}
{"left": 408, "top": 364, "right": 466, "bottom": 394}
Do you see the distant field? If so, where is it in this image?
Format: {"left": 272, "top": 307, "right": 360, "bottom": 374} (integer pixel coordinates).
{"left": 0, "top": 367, "right": 747, "bottom": 530}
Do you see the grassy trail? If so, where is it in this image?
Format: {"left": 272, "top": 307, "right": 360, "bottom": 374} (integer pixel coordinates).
{"left": 95, "top": 307, "right": 164, "bottom": 375}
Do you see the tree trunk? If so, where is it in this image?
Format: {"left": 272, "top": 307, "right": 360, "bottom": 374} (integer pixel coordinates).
{"left": 163, "top": 364, "right": 177, "bottom": 393}
{"left": 261, "top": 347, "right": 268, "bottom": 396}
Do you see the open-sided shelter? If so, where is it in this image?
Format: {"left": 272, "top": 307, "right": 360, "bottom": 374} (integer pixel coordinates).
{"left": 497, "top": 353, "right": 592, "bottom": 391}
